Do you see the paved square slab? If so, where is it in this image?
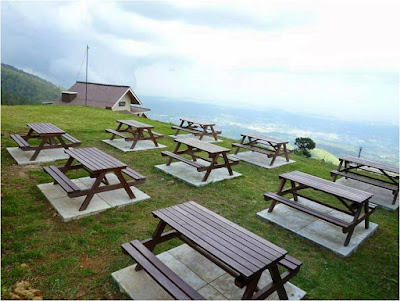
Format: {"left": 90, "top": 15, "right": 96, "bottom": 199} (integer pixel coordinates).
{"left": 37, "top": 175, "right": 150, "bottom": 222}
{"left": 112, "top": 244, "right": 306, "bottom": 300}
{"left": 336, "top": 178, "right": 399, "bottom": 211}
{"left": 155, "top": 159, "right": 242, "bottom": 187}
{"left": 257, "top": 197, "right": 378, "bottom": 257}
{"left": 102, "top": 139, "right": 166, "bottom": 152}
{"left": 7, "top": 147, "right": 69, "bottom": 165}
{"left": 168, "top": 134, "right": 223, "bottom": 143}
{"left": 229, "top": 151, "right": 295, "bottom": 169}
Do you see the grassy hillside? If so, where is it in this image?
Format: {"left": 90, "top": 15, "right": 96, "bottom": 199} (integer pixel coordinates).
{"left": 311, "top": 148, "right": 340, "bottom": 165}
{"left": 1, "top": 105, "right": 399, "bottom": 300}
{"left": 1, "top": 64, "right": 63, "bottom": 105}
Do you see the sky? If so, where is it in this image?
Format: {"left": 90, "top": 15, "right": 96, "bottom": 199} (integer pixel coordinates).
{"left": 1, "top": 0, "right": 399, "bottom": 124}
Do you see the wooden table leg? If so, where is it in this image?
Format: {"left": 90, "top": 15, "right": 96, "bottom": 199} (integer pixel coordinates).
{"left": 234, "top": 136, "right": 246, "bottom": 155}
{"left": 187, "top": 146, "right": 197, "bottom": 161}
{"left": 79, "top": 171, "right": 106, "bottom": 211}
{"left": 364, "top": 201, "right": 370, "bottom": 229}
{"left": 136, "top": 220, "right": 167, "bottom": 271}
{"left": 30, "top": 137, "right": 48, "bottom": 161}
{"left": 209, "top": 125, "right": 219, "bottom": 141}
{"left": 174, "top": 120, "right": 185, "bottom": 136}
{"left": 167, "top": 142, "right": 182, "bottom": 166}
{"left": 222, "top": 153, "right": 234, "bottom": 176}
{"left": 241, "top": 272, "right": 262, "bottom": 300}
{"left": 268, "top": 264, "right": 288, "bottom": 300}
{"left": 57, "top": 135, "right": 68, "bottom": 149}
{"left": 198, "top": 125, "right": 208, "bottom": 141}
{"left": 268, "top": 178, "right": 287, "bottom": 212}
{"left": 332, "top": 159, "right": 344, "bottom": 182}
{"left": 344, "top": 204, "right": 362, "bottom": 246}
{"left": 148, "top": 129, "right": 159, "bottom": 147}
{"left": 111, "top": 122, "right": 123, "bottom": 140}
{"left": 202, "top": 155, "right": 218, "bottom": 182}
{"left": 291, "top": 180, "right": 299, "bottom": 202}
{"left": 269, "top": 144, "right": 281, "bottom": 166}
{"left": 115, "top": 170, "right": 135, "bottom": 199}
{"left": 130, "top": 128, "right": 143, "bottom": 149}
{"left": 283, "top": 143, "right": 290, "bottom": 162}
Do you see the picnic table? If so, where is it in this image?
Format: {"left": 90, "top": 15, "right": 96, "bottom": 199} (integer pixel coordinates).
{"left": 232, "top": 133, "right": 292, "bottom": 166}
{"left": 171, "top": 117, "right": 221, "bottom": 141}
{"left": 11, "top": 123, "right": 81, "bottom": 161}
{"left": 122, "top": 201, "right": 302, "bottom": 300}
{"left": 43, "top": 147, "right": 145, "bottom": 211}
{"left": 265, "top": 170, "right": 376, "bottom": 246}
{"left": 161, "top": 138, "right": 239, "bottom": 182}
{"left": 106, "top": 120, "right": 163, "bottom": 149}
{"left": 331, "top": 156, "right": 399, "bottom": 205}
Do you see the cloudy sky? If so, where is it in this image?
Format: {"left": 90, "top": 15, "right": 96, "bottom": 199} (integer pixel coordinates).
{"left": 1, "top": 0, "right": 399, "bottom": 124}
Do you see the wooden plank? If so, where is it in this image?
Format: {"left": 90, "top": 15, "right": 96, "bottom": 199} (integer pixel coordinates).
{"left": 341, "top": 156, "right": 399, "bottom": 174}
{"left": 175, "top": 138, "right": 230, "bottom": 154}
{"left": 117, "top": 119, "right": 154, "bottom": 129}
{"left": 10, "top": 134, "right": 30, "bottom": 148}
{"left": 161, "top": 151, "right": 205, "bottom": 169}
{"left": 43, "top": 166, "right": 81, "bottom": 193}
{"left": 61, "top": 133, "right": 81, "bottom": 145}
{"left": 105, "top": 129, "right": 129, "bottom": 139}
{"left": 331, "top": 170, "right": 397, "bottom": 190}
{"left": 241, "top": 133, "right": 288, "bottom": 144}
{"left": 232, "top": 143, "right": 275, "bottom": 156}
{"left": 180, "top": 117, "right": 215, "bottom": 126}
{"left": 122, "top": 167, "right": 146, "bottom": 182}
{"left": 27, "top": 123, "right": 65, "bottom": 135}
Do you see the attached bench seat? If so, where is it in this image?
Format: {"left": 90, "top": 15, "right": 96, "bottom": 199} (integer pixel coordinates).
{"left": 43, "top": 166, "right": 81, "bottom": 194}
{"left": 150, "top": 131, "right": 164, "bottom": 138}
{"left": 122, "top": 240, "right": 205, "bottom": 300}
{"left": 161, "top": 151, "right": 206, "bottom": 170}
{"left": 61, "top": 133, "right": 81, "bottom": 146}
{"left": 122, "top": 167, "right": 146, "bottom": 184}
{"left": 11, "top": 134, "right": 30, "bottom": 149}
{"left": 172, "top": 126, "right": 221, "bottom": 135}
{"left": 331, "top": 170, "right": 398, "bottom": 191}
{"left": 105, "top": 129, "right": 129, "bottom": 139}
{"left": 232, "top": 143, "right": 292, "bottom": 157}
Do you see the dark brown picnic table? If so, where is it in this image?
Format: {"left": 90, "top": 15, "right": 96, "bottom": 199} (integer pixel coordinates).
{"left": 265, "top": 170, "right": 376, "bottom": 246}
{"left": 161, "top": 137, "right": 239, "bottom": 182}
{"left": 172, "top": 117, "right": 221, "bottom": 141}
{"left": 233, "top": 133, "right": 292, "bottom": 166}
{"left": 331, "top": 156, "right": 399, "bottom": 205}
{"left": 11, "top": 122, "right": 81, "bottom": 161}
{"left": 43, "top": 147, "right": 145, "bottom": 211}
{"left": 106, "top": 120, "right": 163, "bottom": 149}
{"left": 122, "top": 201, "right": 302, "bottom": 300}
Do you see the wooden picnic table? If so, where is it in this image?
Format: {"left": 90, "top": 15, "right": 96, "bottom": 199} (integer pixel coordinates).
{"left": 43, "top": 147, "right": 145, "bottom": 211}
{"left": 233, "top": 133, "right": 292, "bottom": 166}
{"left": 106, "top": 120, "right": 163, "bottom": 149}
{"left": 11, "top": 122, "right": 81, "bottom": 161}
{"left": 171, "top": 117, "right": 221, "bottom": 141}
{"left": 331, "top": 156, "right": 399, "bottom": 205}
{"left": 161, "top": 137, "right": 239, "bottom": 182}
{"left": 265, "top": 170, "right": 376, "bottom": 246}
{"left": 122, "top": 201, "right": 302, "bottom": 300}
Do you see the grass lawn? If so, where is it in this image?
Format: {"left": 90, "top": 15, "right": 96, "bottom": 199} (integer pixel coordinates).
{"left": 1, "top": 105, "right": 398, "bottom": 300}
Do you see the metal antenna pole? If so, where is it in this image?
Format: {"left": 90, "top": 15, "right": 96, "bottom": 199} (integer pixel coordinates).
{"left": 85, "top": 45, "right": 89, "bottom": 106}
{"left": 358, "top": 146, "right": 363, "bottom": 158}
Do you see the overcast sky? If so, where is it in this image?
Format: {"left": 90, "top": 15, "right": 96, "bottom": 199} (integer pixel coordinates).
{"left": 1, "top": 0, "right": 399, "bottom": 124}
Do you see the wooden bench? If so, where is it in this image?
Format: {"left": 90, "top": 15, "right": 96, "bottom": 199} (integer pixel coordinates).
{"left": 171, "top": 126, "right": 200, "bottom": 135}
{"left": 10, "top": 134, "right": 30, "bottom": 149}
{"left": 161, "top": 151, "right": 205, "bottom": 170}
{"left": 331, "top": 170, "right": 396, "bottom": 191}
{"left": 122, "top": 240, "right": 205, "bottom": 300}
{"left": 105, "top": 129, "right": 129, "bottom": 139}
{"left": 232, "top": 142, "right": 275, "bottom": 157}
{"left": 122, "top": 167, "right": 146, "bottom": 184}
{"left": 43, "top": 166, "right": 81, "bottom": 194}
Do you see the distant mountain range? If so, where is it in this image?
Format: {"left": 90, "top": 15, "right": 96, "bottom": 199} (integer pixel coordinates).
{"left": 1, "top": 63, "right": 63, "bottom": 105}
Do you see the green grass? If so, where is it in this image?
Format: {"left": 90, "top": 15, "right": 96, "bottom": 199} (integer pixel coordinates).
{"left": 1, "top": 105, "right": 399, "bottom": 299}
{"left": 310, "top": 148, "right": 340, "bottom": 165}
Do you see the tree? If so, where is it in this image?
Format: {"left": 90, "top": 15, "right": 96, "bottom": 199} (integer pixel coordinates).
{"left": 294, "top": 137, "right": 316, "bottom": 158}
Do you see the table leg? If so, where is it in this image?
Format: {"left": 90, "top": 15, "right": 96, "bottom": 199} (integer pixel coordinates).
{"left": 209, "top": 125, "right": 219, "bottom": 141}
{"left": 24, "top": 128, "right": 34, "bottom": 140}
{"left": 30, "top": 137, "right": 48, "bottom": 161}
{"left": 167, "top": 142, "right": 182, "bottom": 166}
{"left": 291, "top": 180, "right": 299, "bottom": 202}
{"left": 115, "top": 170, "right": 135, "bottom": 199}
{"left": 268, "top": 264, "right": 288, "bottom": 300}
{"left": 332, "top": 159, "right": 344, "bottom": 182}
{"left": 241, "top": 272, "right": 262, "bottom": 300}
{"left": 235, "top": 136, "right": 246, "bottom": 155}
{"left": 364, "top": 201, "right": 370, "bottom": 229}
{"left": 174, "top": 120, "right": 185, "bottom": 136}
{"left": 148, "top": 129, "right": 159, "bottom": 147}
{"left": 136, "top": 220, "right": 167, "bottom": 271}
{"left": 283, "top": 143, "right": 290, "bottom": 162}
{"left": 270, "top": 144, "right": 281, "bottom": 166}
{"left": 268, "top": 178, "right": 287, "bottom": 212}
{"left": 222, "top": 153, "right": 234, "bottom": 176}
{"left": 198, "top": 125, "right": 208, "bottom": 140}
{"left": 130, "top": 128, "right": 142, "bottom": 149}
{"left": 79, "top": 171, "right": 106, "bottom": 211}
{"left": 57, "top": 135, "right": 68, "bottom": 149}
{"left": 393, "top": 190, "right": 399, "bottom": 205}
{"left": 202, "top": 155, "right": 218, "bottom": 182}
{"left": 344, "top": 204, "right": 362, "bottom": 246}
{"left": 111, "top": 123, "right": 123, "bottom": 140}
{"left": 187, "top": 146, "right": 197, "bottom": 161}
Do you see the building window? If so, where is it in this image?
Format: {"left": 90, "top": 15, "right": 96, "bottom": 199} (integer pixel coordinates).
{"left": 119, "top": 101, "right": 126, "bottom": 107}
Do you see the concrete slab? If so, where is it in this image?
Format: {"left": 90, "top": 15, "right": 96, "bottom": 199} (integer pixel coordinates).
{"left": 37, "top": 175, "right": 151, "bottom": 222}
{"left": 112, "top": 243, "right": 306, "bottom": 300}
{"left": 257, "top": 197, "right": 378, "bottom": 257}
{"left": 229, "top": 151, "right": 295, "bottom": 169}
{"left": 169, "top": 134, "right": 223, "bottom": 143}
{"left": 45, "top": 148, "right": 70, "bottom": 161}
{"left": 336, "top": 178, "right": 399, "bottom": 211}
{"left": 7, "top": 147, "right": 54, "bottom": 165}
{"left": 102, "top": 139, "right": 166, "bottom": 152}
{"left": 155, "top": 159, "right": 242, "bottom": 187}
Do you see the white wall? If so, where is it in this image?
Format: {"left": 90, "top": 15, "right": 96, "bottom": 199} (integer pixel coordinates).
{"left": 112, "top": 92, "right": 131, "bottom": 111}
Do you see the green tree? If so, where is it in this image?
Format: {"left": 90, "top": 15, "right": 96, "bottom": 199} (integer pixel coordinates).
{"left": 294, "top": 137, "right": 316, "bottom": 158}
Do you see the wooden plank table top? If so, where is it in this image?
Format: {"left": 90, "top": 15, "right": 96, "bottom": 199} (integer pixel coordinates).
{"left": 241, "top": 133, "right": 288, "bottom": 145}
{"left": 27, "top": 122, "right": 65, "bottom": 135}
{"left": 179, "top": 117, "right": 215, "bottom": 126}
{"left": 117, "top": 119, "right": 154, "bottom": 129}
{"left": 175, "top": 137, "right": 230, "bottom": 154}
{"left": 280, "top": 170, "right": 373, "bottom": 203}
{"left": 341, "top": 156, "right": 399, "bottom": 174}
{"left": 153, "top": 201, "right": 287, "bottom": 279}
{"left": 65, "top": 147, "right": 126, "bottom": 173}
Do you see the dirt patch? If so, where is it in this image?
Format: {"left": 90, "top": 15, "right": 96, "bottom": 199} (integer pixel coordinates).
{"left": 7, "top": 281, "right": 43, "bottom": 300}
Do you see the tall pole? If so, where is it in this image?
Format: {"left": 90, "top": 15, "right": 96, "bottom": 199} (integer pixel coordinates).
{"left": 85, "top": 45, "right": 89, "bottom": 106}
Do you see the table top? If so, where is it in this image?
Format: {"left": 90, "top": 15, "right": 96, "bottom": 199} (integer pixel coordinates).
{"left": 65, "top": 147, "right": 126, "bottom": 173}
{"left": 241, "top": 133, "right": 288, "bottom": 144}
{"left": 340, "top": 156, "right": 399, "bottom": 174}
{"left": 280, "top": 170, "right": 373, "bottom": 203}
{"left": 180, "top": 117, "right": 215, "bottom": 126}
{"left": 175, "top": 138, "right": 230, "bottom": 154}
{"left": 27, "top": 123, "right": 65, "bottom": 135}
{"left": 117, "top": 120, "right": 154, "bottom": 129}
{"left": 153, "top": 201, "right": 287, "bottom": 279}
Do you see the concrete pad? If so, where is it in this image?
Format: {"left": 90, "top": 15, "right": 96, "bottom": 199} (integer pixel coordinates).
{"left": 7, "top": 147, "right": 54, "bottom": 165}
{"left": 337, "top": 178, "right": 399, "bottom": 211}
{"left": 102, "top": 139, "right": 166, "bottom": 152}
{"left": 112, "top": 243, "right": 306, "bottom": 300}
{"left": 169, "top": 134, "right": 223, "bottom": 143}
{"left": 257, "top": 198, "right": 378, "bottom": 257}
{"left": 45, "top": 148, "right": 70, "bottom": 160}
{"left": 155, "top": 159, "right": 242, "bottom": 187}
{"left": 229, "top": 151, "right": 295, "bottom": 169}
{"left": 37, "top": 175, "right": 151, "bottom": 222}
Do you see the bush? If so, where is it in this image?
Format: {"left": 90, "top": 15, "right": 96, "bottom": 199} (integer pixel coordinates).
{"left": 294, "top": 137, "right": 316, "bottom": 158}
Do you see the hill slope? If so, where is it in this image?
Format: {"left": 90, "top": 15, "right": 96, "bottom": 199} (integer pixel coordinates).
{"left": 1, "top": 64, "right": 63, "bottom": 105}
